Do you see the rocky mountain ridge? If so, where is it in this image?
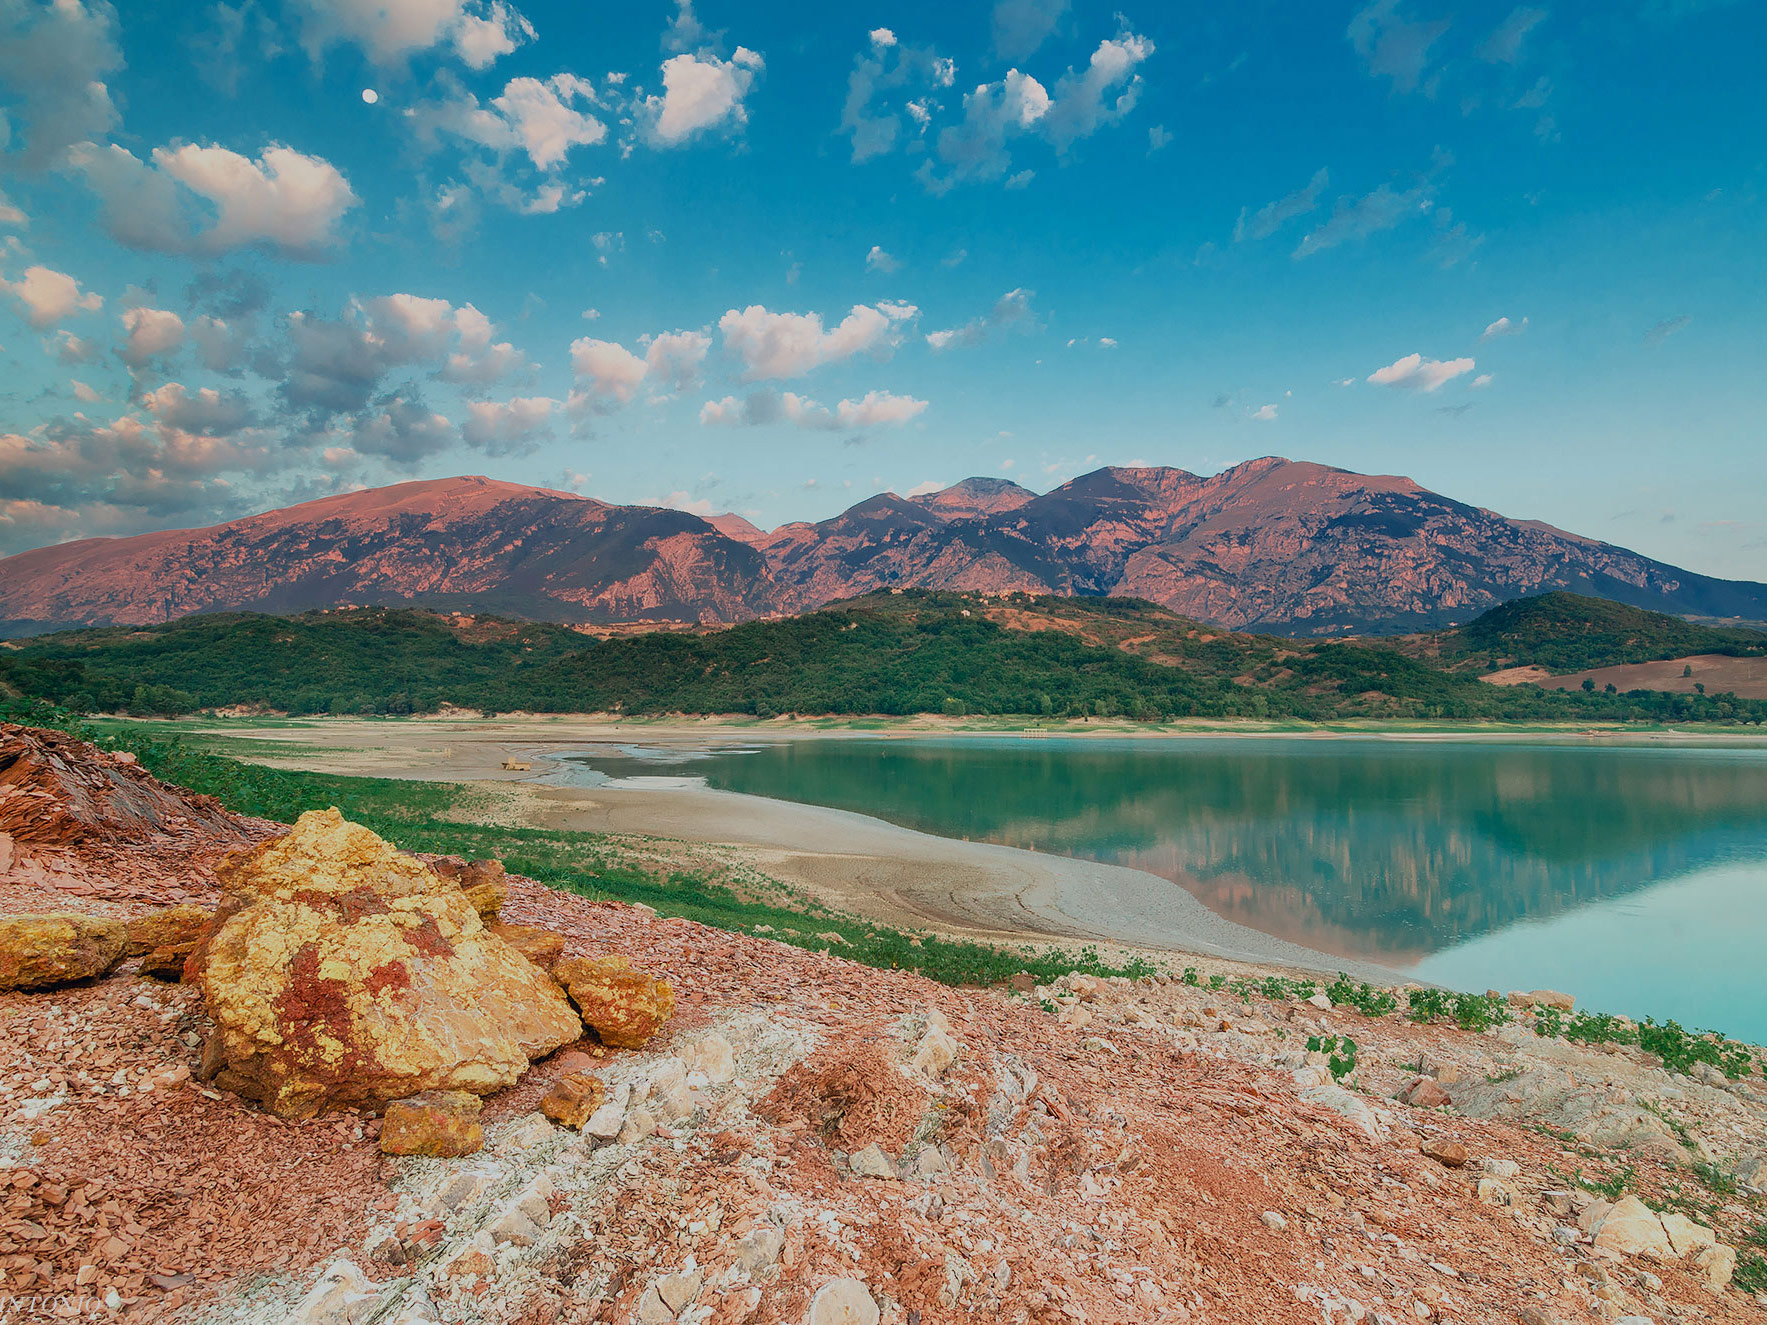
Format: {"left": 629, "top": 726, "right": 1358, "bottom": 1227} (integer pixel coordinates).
{"left": 3, "top": 459, "right": 1764, "bottom": 638}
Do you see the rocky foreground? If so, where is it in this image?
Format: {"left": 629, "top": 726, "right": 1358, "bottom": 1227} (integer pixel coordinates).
{"left": 1, "top": 725, "right": 1764, "bottom": 1324}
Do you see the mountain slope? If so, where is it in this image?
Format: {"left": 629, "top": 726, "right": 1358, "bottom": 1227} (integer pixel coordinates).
{"left": 760, "top": 459, "right": 1767, "bottom": 634}
{"left": 4, "top": 461, "right": 1765, "bottom": 637}
{"left": 0, "top": 477, "right": 774, "bottom": 634}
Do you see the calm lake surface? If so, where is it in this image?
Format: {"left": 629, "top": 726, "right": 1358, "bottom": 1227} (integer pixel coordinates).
{"left": 572, "top": 737, "right": 1767, "bottom": 1041}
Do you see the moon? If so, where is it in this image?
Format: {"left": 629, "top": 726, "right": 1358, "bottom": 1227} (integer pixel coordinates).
{"left": 362, "top": 88, "right": 379, "bottom": 105}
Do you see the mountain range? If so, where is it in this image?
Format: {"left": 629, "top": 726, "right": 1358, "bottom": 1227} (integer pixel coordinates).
{"left": 3, "top": 457, "right": 1764, "bottom": 638}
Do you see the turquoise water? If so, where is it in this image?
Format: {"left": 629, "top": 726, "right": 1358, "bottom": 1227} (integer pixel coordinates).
{"left": 571, "top": 737, "right": 1767, "bottom": 1041}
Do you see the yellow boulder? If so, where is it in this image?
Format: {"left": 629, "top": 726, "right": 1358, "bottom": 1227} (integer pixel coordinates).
{"left": 380, "top": 1091, "right": 485, "bottom": 1157}
{"left": 540, "top": 1071, "right": 608, "bottom": 1129}
{"left": 192, "top": 809, "right": 582, "bottom": 1118}
{"left": 0, "top": 913, "right": 127, "bottom": 991}
{"left": 554, "top": 954, "right": 675, "bottom": 1050}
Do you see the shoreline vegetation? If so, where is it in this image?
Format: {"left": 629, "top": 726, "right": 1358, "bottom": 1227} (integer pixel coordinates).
{"left": 3, "top": 590, "right": 1764, "bottom": 727}
{"left": 7, "top": 699, "right": 1762, "bottom": 1085}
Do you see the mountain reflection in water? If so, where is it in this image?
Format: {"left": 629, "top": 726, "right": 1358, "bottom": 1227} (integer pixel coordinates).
{"left": 574, "top": 736, "right": 1767, "bottom": 1035}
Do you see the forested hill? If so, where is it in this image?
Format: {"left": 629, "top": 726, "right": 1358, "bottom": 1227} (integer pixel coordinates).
{"left": 1427, "top": 591, "right": 1767, "bottom": 673}
{"left": 1, "top": 592, "right": 1763, "bottom": 724}
{"left": 0, "top": 610, "right": 589, "bottom": 718}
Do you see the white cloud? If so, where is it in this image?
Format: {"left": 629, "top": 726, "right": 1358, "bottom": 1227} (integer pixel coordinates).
{"left": 1367, "top": 352, "right": 1476, "bottom": 392}
{"left": 662, "top": 489, "right": 716, "bottom": 516}
{"left": 408, "top": 73, "right": 607, "bottom": 173}
{"left": 491, "top": 75, "right": 607, "bottom": 169}
{"left": 700, "top": 388, "right": 928, "bottom": 430}
{"left": 443, "top": 303, "right": 525, "bottom": 385}
{"left": 1236, "top": 167, "right": 1329, "bottom": 243}
{"left": 992, "top": 0, "right": 1070, "bottom": 61}
{"left": 70, "top": 379, "right": 99, "bottom": 403}
{"left": 454, "top": 1, "right": 535, "bottom": 69}
{"left": 1481, "top": 314, "right": 1527, "bottom": 339}
{"left": 0, "top": 189, "right": 27, "bottom": 227}
{"left": 1147, "top": 124, "right": 1172, "bottom": 153}
{"left": 589, "top": 231, "right": 624, "bottom": 266}
{"left": 49, "top": 330, "right": 100, "bottom": 364}
{"left": 569, "top": 339, "right": 648, "bottom": 406}
{"left": 643, "top": 329, "right": 713, "bottom": 389}
{"left": 718, "top": 301, "right": 917, "bottom": 381}
{"left": 663, "top": 1, "right": 707, "bottom": 53}
{"left": 1, "top": 266, "right": 103, "bottom": 328}
{"left": 291, "top": 0, "right": 534, "bottom": 68}
{"left": 919, "top": 31, "right": 1152, "bottom": 192}
{"left": 865, "top": 245, "right": 900, "bottom": 273}
{"left": 569, "top": 328, "right": 710, "bottom": 409}
{"left": 1041, "top": 32, "right": 1154, "bottom": 152}
{"left": 71, "top": 141, "right": 359, "bottom": 258}
{"left": 359, "top": 293, "right": 458, "bottom": 358}
{"left": 0, "top": 0, "right": 121, "bottom": 170}
{"left": 1347, "top": 1, "right": 1450, "bottom": 95}
{"left": 118, "top": 306, "right": 186, "bottom": 367}
{"left": 925, "top": 288, "right": 1034, "bottom": 350}
{"left": 698, "top": 393, "right": 768, "bottom": 426}
{"left": 1293, "top": 178, "right": 1434, "bottom": 258}
{"left": 1477, "top": 7, "right": 1547, "bottom": 64}
{"left": 922, "top": 70, "right": 1051, "bottom": 188}
{"left": 1645, "top": 314, "right": 1691, "bottom": 346}
{"left": 905, "top": 478, "right": 945, "bottom": 497}
{"left": 835, "top": 390, "right": 928, "bottom": 428}
{"left": 350, "top": 393, "right": 458, "bottom": 465}
{"left": 840, "top": 35, "right": 956, "bottom": 164}
{"left": 1251, "top": 403, "right": 1278, "bottom": 421}
{"left": 140, "top": 383, "right": 254, "bottom": 434}
{"left": 461, "top": 395, "right": 559, "bottom": 450}
{"left": 1098, "top": 336, "right": 1117, "bottom": 348}
{"left": 0, "top": 409, "right": 278, "bottom": 550}
{"left": 1470, "top": 373, "right": 1493, "bottom": 388}
{"left": 641, "top": 48, "right": 765, "bottom": 146}
{"left": 279, "top": 294, "right": 524, "bottom": 417}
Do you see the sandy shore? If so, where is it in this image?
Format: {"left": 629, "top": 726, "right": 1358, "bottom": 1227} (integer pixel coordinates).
{"left": 154, "top": 713, "right": 1767, "bottom": 981}
{"left": 180, "top": 715, "right": 1440, "bottom": 980}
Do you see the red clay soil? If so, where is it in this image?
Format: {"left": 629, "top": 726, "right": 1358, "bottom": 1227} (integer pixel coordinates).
{"left": 0, "top": 726, "right": 1759, "bottom": 1323}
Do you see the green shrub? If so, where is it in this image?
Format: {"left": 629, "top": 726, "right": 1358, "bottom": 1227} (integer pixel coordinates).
{"left": 1326, "top": 974, "right": 1398, "bottom": 1017}
{"left": 1307, "top": 1034, "right": 1357, "bottom": 1080}
{"left": 1408, "top": 987, "right": 1511, "bottom": 1031}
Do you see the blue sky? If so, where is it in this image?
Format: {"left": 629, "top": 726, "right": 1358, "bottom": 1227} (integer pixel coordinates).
{"left": 0, "top": 0, "right": 1762, "bottom": 577}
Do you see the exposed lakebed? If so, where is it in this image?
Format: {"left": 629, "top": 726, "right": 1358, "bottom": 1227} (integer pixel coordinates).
{"left": 565, "top": 735, "right": 1767, "bottom": 1041}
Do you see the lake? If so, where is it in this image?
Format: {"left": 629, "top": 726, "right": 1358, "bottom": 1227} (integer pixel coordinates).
{"left": 569, "top": 736, "right": 1767, "bottom": 1042}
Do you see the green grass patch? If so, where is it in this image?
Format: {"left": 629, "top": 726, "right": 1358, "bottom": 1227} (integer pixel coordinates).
{"left": 23, "top": 708, "right": 1157, "bottom": 991}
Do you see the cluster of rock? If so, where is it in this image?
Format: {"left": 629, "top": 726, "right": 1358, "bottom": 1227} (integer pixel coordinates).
{"left": 0, "top": 723, "right": 255, "bottom": 847}
{"left": 0, "top": 902, "right": 223, "bottom": 992}
{"left": 1585, "top": 1195, "right": 1736, "bottom": 1289}
{"left": 1028, "top": 966, "right": 1755, "bottom": 1303}
{"left": 2, "top": 804, "right": 678, "bottom": 1158}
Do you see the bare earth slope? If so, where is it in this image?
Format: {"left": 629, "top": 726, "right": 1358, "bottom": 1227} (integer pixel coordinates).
{"left": 4, "top": 460, "right": 1766, "bottom": 637}
{"left": 0, "top": 729, "right": 1763, "bottom": 1323}
{"left": 1484, "top": 654, "right": 1767, "bottom": 699}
